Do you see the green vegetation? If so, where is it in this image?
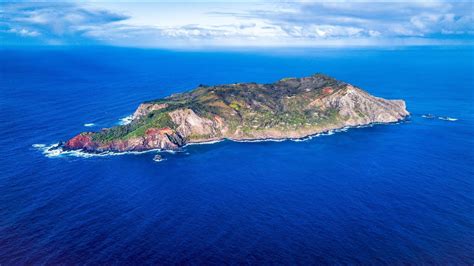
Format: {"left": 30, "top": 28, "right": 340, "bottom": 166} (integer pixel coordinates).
{"left": 90, "top": 74, "right": 348, "bottom": 142}
{"left": 123, "top": 112, "right": 175, "bottom": 139}
{"left": 229, "top": 101, "right": 241, "bottom": 111}
{"left": 91, "top": 111, "right": 176, "bottom": 142}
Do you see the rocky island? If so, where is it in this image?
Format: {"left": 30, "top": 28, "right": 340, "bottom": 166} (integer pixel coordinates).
{"left": 64, "top": 74, "right": 409, "bottom": 152}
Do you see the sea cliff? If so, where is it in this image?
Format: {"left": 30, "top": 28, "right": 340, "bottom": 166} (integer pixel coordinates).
{"left": 64, "top": 74, "right": 409, "bottom": 152}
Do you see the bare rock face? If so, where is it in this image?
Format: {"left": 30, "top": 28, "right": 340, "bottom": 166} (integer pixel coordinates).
{"left": 322, "top": 85, "right": 409, "bottom": 126}
{"left": 65, "top": 133, "right": 97, "bottom": 151}
{"left": 63, "top": 74, "right": 409, "bottom": 153}
{"left": 168, "top": 109, "right": 223, "bottom": 140}
{"left": 65, "top": 127, "right": 184, "bottom": 152}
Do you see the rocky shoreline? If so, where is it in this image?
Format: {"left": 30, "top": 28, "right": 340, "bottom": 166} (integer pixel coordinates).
{"left": 63, "top": 74, "right": 409, "bottom": 153}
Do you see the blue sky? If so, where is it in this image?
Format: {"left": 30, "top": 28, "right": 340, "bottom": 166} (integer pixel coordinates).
{"left": 1, "top": 1, "right": 473, "bottom": 48}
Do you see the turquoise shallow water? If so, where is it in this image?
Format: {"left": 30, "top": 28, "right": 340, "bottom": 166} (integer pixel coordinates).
{"left": 0, "top": 46, "right": 473, "bottom": 264}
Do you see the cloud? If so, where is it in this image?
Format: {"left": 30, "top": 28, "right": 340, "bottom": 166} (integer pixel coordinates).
{"left": 1, "top": 1, "right": 473, "bottom": 47}
{"left": 1, "top": 2, "right": 129, "bottom": 44}
{"left": 242, "top": 1, "right": 474, "bottom": 39}
{"left": 7, "top": 28, "right": 40, "bottom": 37}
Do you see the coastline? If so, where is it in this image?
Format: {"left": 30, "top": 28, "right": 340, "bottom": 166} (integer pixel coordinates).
{"left": 189, "top": 116, "right": 409, "bottom": 144}
{"left": 35, "top": 118, "right": 409, "bottom": 158}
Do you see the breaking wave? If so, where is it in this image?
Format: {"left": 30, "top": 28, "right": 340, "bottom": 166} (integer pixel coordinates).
{"left": 118, "top": 115, "right": 133, "bottom": 125}
{"left": 242, "top": 122, "right": 399, "bottom": 143}
{"left": 153, "top": 157, "right": 166, "bottom": 162}
{"left": 234, "top": 138, "right": 286, "bottom": 143}
{"left": 421, "top": 114, "right": 436, "bottom": 119}
{"left": 32, "top": 143, "right": 161, "bottom": 158}
{"left": 186, "top": 139, "right": 225, "bottom": 146}
{"left": 290, "top": 127, "right": 351, "bottom": 142}
{"left": 34, "top": 121, "right": 404, "bottom": 159}
{"left": 84, "top": 123, "right": 95, "bottom": 127}
{"left": 438, "top": 116, "right": 458, "bottom": 121}
{"left": 32, "top": 144, "right": 46, "bottom": 148}
{"left": 421, "top": 114, "right": 458, "bottom": 121}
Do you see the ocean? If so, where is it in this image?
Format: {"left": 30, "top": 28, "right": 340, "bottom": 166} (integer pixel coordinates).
{"left": 0, "top": 46, "right": 473, "bottom": 264}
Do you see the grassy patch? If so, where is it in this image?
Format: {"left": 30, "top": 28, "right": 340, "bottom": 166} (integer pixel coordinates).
{"left": 91, "top": 111, "right": 176, "bottom": 142}
{"left": 229, "top": 101, "right": 241, "bottom": 111}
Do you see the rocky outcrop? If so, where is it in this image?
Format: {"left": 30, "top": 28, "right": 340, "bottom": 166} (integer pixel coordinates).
{"left": 322, "top": 85, "right": 408, "bottom": 126}
{"left": 168, "top": 109, "right": 224, "bottom": 140}
{"left": 65, "top": 127, "right": 185, "bottom": 152}
{"left": 169, "top": 109, "right": 212, "bottom": 137}
{"left": 65, "top": 133, "right": 97, "bottom": 151}
{"left": 63, "top": 74, "right": 409, "bottom": 153}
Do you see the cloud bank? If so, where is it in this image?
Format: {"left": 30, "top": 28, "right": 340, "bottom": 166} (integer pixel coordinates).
{"left": 1, "top": 1, "right": 472, "bottom": 47}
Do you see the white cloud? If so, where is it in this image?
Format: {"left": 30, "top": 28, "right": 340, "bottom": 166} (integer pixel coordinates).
{"left": 8, "top": 28, "right": 40, "bottom": 37}
{"left": 1, "top": 1, "right": 473, "bottom": 47}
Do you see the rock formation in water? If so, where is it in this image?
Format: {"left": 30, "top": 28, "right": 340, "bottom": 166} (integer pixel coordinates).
{"left": 64, "top": 74, "right": 409, "bottom": 152}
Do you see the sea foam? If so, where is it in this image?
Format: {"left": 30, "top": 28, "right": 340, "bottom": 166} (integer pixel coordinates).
{"left": 438, "top": 116, "right": 458, "bottom": 121}
{"left": 186, "top": 139, "right": 225, "bottom": 146}
{"left": 34, "top": 121, "right": 402, "bottom": 159}
{"left": 421, "top": 114, "right": 458, "bottom": 121}
{"left": 118, "top": 115, "right": 133, "bottom": 125}
{"left": 153, "top": 157, "right": 166, "bottom": 162}
{"left": 421, "top": 114, "right": 436, "bottom": 119}
{"left": 32, "top": 143, "right": 161, "bottom": 158}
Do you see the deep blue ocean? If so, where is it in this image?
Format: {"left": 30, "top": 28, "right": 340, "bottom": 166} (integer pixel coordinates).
{"left": 0, "top": 46, "right": 473, "bottom": 264}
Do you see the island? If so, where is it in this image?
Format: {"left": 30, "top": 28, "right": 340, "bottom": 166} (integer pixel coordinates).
{"left": 64, "top": 74, "right": 409, "bottom": 152}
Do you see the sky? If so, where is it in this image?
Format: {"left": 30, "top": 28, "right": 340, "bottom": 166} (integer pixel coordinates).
{"left": 1, "top": 1, "right": 473, "bottom": 48}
